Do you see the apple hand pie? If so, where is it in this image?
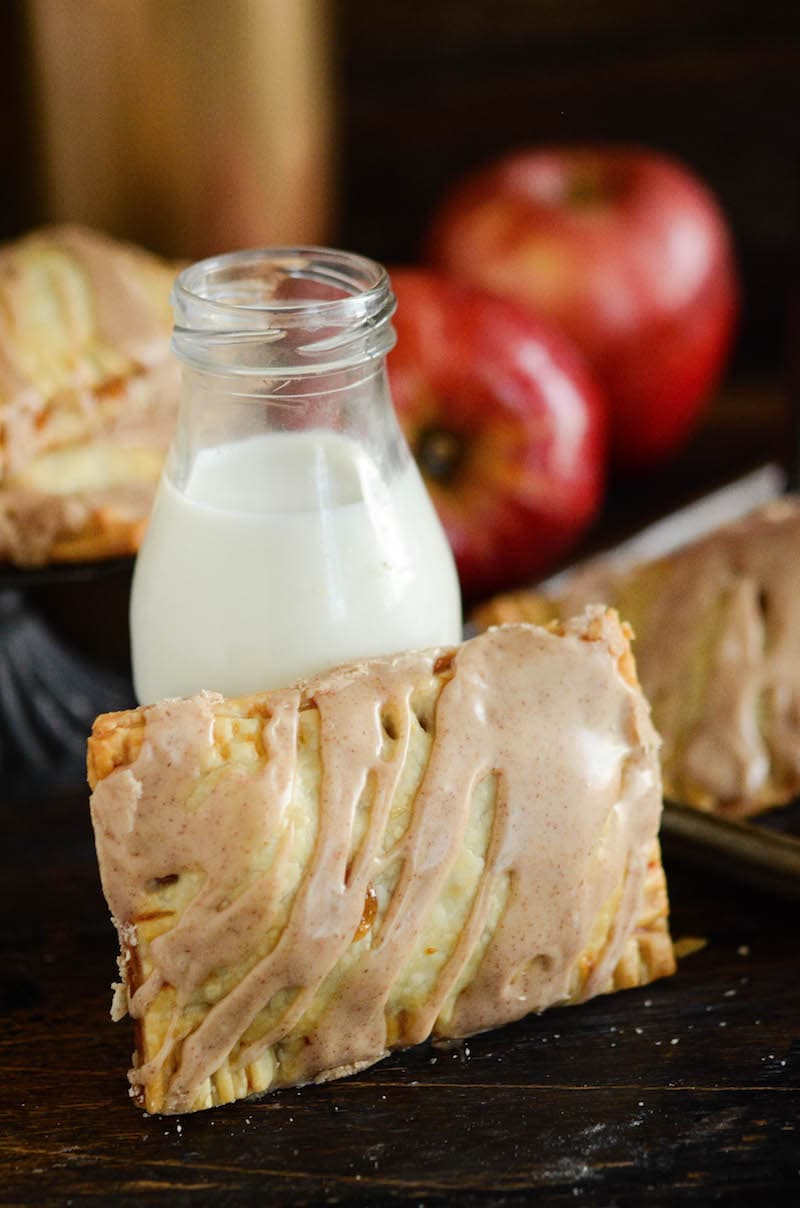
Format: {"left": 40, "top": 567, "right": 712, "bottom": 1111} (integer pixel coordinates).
{"left": 88, "top": 608, "right": 674, "bottom": 1115}
{"left": 473, "top": 499, "right": 800, "bottom": 818}
{"left": 0, "top": 224, "right": 180, "bottom": 566}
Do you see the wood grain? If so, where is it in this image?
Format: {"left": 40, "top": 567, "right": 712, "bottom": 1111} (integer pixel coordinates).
{"left": 0, "top": 789, "right": 797, "bottom": 1206}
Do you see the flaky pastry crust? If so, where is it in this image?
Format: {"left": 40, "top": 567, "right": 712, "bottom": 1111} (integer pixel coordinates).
{"left": 473, "top": 499, "right": 800, "bottom": 817}
{"left": 0, "top": 225, "right": 180, "bottom": 565}
{"left": 88, "top": 610, "right": 674, "bottom": 1114}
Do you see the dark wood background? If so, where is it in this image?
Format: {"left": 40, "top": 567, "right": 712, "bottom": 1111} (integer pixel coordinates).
{"left": 2, "top": 1, "right": 799, "bottom": 379}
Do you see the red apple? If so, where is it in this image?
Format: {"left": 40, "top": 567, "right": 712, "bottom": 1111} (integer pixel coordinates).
{"left": 387, "top": 269, "right": 607, "bottom": 601}
{"left": 427, "top": 146, "right": 739, "bottom": 468}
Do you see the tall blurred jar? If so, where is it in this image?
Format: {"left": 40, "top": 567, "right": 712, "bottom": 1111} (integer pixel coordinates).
{"left": 27, "top": 0, "right": 335, "bottom": 257}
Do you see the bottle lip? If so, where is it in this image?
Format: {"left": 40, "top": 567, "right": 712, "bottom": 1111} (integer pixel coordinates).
{"left": 171, "top": 246, "right": 397, "bottom": 376}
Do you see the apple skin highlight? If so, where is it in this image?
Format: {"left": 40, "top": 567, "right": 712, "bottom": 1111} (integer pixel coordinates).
{"left": 427, "top": 146, "right": 739, "bottom": 469}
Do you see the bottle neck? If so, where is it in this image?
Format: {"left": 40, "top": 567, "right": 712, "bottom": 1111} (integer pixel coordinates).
{"left": 179, "top": 355, "right": 390, "bottom": 405}
{"left": 170, "top": 246, "right": 396, "bottom": 379}
{"left": 167, "top": 247, "right": 406, "bottom": 487}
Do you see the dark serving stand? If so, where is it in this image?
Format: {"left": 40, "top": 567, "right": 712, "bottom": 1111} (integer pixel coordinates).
{"left": 0, "top": 559, "right": 135, "bottom": 798}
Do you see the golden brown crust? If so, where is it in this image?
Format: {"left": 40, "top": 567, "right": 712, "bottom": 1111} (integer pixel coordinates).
{"left": 473, "top": 592, "right": 557, "bottom": 632}
{"left": 89, "top": 613, "right": 674, "bottom": 1114}
{"left": 0, "top": 225, "right": 180, "bottom": 566}
{"left": 87, "top": 707, "right": 146, "bottom": 788}
{"left": 473, "top": 592, "right": 556, "bottom": 631}
{"left": 608, "top": 841, "right": 675, "bottom": 991}
{"left": 48, "top": 514, "right": 148, "bottom": 564}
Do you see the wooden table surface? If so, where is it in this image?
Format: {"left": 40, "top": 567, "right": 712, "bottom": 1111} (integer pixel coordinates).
{"left": 1, "top": 377, "right": 799, "bottom": 1205}
{"left": 1, "top": 786, "right": 798, "bottom": 1207}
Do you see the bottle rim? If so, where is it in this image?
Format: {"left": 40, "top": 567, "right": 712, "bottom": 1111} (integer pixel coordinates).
{"left": 171, "top": 246, "right": 397, "bottom": 376}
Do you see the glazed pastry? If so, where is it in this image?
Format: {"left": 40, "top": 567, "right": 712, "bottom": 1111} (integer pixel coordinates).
{"left": 472, "top": 499, "right": 800, "bottom": 818}
{"left": 88, "top": 608, "right": 674, "bottom": 1115}
{"left": 0, "top": 225, "right": 179, "bottom": 565}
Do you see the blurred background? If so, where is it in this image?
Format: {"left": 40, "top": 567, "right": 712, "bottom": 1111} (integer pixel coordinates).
{"left": 0, "top": 0, "right": 799, "bottom": 793}
{"left": 0, "top": 0, "right": 799, "bottom": 538}
{"left": 2, "top": 0, "right": 797, "bottom": 385}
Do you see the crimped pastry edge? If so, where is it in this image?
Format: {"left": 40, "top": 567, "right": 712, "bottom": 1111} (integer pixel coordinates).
{"left": 89, "top": 613, "right": 675, "bottom": 1114}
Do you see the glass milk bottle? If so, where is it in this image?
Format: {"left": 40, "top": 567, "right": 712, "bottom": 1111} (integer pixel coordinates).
{"left": 130, "top": 247, "right": 462, "bottom": 702}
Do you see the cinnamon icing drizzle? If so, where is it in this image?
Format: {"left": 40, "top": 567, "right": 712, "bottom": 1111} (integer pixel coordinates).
{"left": 0, "top": 225, "right": 179, "bottom": 561}
{"left": 554, "top": 500, "right": 800, "bottom": 814}
{"left": 90, "top": 612, "right": 664, "bottom": 1113}
{"left": 0, "top": 225, "right": 173, "bottom": 411}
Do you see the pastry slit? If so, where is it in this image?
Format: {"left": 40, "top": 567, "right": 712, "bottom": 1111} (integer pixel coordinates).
{"left": 88, "top": 608, "right": 675, "bottom": 1113}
